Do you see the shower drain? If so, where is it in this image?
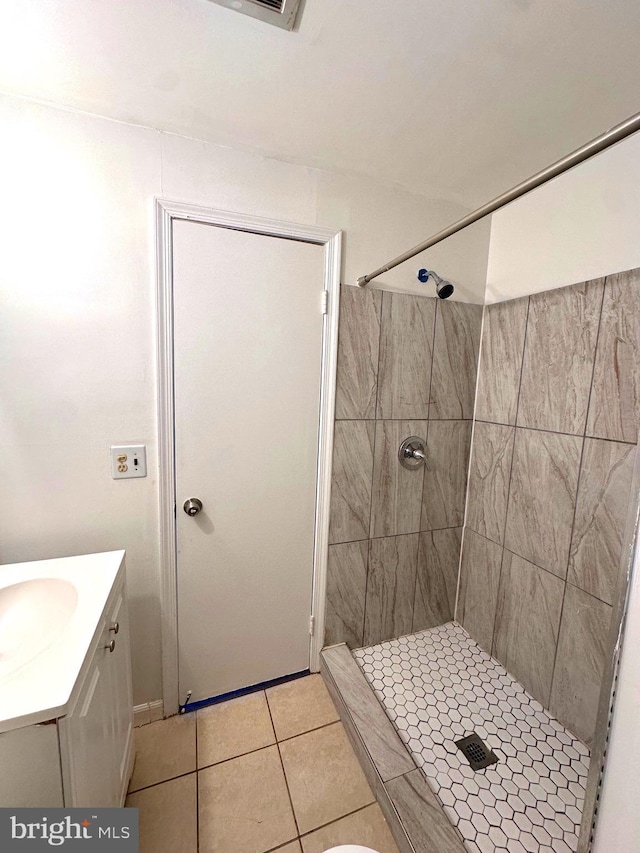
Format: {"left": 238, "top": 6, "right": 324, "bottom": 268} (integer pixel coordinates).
{"left": 455, "top": 733, "right": 498, "bottom": 771}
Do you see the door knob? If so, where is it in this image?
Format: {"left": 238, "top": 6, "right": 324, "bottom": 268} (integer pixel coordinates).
{"left": 183, "top": 498, "right": 203, "bottom": 517}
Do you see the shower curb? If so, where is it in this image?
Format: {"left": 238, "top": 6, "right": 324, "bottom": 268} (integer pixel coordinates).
{"left": 320, "top": 644, "right": 466, "bottom": 853}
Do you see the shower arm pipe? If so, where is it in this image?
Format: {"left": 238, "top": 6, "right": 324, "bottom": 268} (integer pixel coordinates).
{"left": 356, "top": 109, "right": 640, "bottom": 287}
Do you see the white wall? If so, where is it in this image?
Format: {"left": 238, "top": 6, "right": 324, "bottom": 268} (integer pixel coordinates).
{"left": 160, "top": 131, "right": 490, "bottom": 302}
{"left": 486, "top": 128, "right": 640, "bottom": 302}
{"left": 593, "top": 527, "right": 640, "bottom": 853}
{"left": 0, "top": 97, "right": 163, "bottom": 706}
{"left": 0, "top": 93, "right": 487, "bottom": 705}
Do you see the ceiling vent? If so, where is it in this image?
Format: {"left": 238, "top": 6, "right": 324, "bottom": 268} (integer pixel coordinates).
{"left": 208, "top": 0, "right": 302, "bottom": 31}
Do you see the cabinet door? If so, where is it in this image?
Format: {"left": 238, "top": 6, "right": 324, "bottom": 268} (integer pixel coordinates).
{"left": 106, "top": 590, "right": 134, "bottom": 802}
{"left": 59, "top": 619, "right": 118, "bottom": 807}
{"left": 0, "top": 725, "right": 64, "bottom": 807}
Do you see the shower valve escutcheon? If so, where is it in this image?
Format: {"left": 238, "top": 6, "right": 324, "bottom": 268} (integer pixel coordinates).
{"left": 183, "top": 497, "right": 203, "bottom": 517}
{"left": 398, "top": 436, "right": 427, "bottom": 470}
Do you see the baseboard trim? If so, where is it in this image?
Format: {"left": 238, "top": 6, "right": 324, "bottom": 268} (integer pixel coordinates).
{"left": 133, "top": 700, "right": 164, "bottom": 727}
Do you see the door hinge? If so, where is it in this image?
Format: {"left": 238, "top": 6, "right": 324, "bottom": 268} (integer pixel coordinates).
{"left": 309, "top": 615, "right": 315, "bottom": 636}
{"left": 321, "top": 291, "right": 329, "bottom": 315}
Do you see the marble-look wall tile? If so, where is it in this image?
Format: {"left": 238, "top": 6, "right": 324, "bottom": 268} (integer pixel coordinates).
{"left": 568, "top": 438, "right": 636, "bottom": 605}
{"left": 329, "top": 420, "right": 375, "bottom": 544}
{"left": 517, "top": 279, "right": 604, "bottom": 435}
{"left": 466, "top": 422, "right": 515, "bottom": 545}
{"left": 385, "top": 770, "right": 467, "bottom": 853}
{"left": 475, "top": 297, "right": 528, "bottom": 425}
{"left": 457, "top": 529, "right": 503, "bottom": 653}
{"left": 493, "top": 552, "right": 564, "bottom": 706}
{"left": 376, "top": 292, "right": 435, "bottom": 420}
{"left": 413, "top": 528, "right": 462, "bottom": 632}
{"left": 320, "top": 645, "right": 415, "bottom": 781}
{"left": 335, "top": 285, "right": 382, "bottom": 419}
{"left": 365, "top": 534, "right": 419, "bottom": 645}
{"left": 587, "top": 267, "right": 640, "bottom": 444}
{"left": 455, "top": 272, "right": 640, "bottom": 746}
{"left": 421, "top": 420, "right": 472, "bottom": 531}
{"left": 504, "top": 428, "right": 582, "bottom": 578}
{"left": 370, "top": 420, "right": 427, "bottom": 538}
{"left": 325, "top": 541, "right": 368, "bottom": 648}
{"left": 430, "top": 301, "right": 483, "bottom": 419}
{"left": 550, "top": 584, "right": 612, "bottom": 745}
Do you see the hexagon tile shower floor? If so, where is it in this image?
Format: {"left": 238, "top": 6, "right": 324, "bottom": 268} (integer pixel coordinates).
{"left": 354, "top": 622, "right": 589, "bottom": 853}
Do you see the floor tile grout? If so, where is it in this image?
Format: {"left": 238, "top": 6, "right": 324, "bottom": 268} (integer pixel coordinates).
{"left": 276, "top": 718, "right": 341, "bottom": 745}
{"left": 297, "top": 801, "right": 379, "bottom": 840}
{"left": 129, "top": 714, "right": 342, "bottom": 792}
{"left": 261, "top": 802, "right": 384, "bottom": 853}
{"left": 128, "top": 674, "right": 391, "bottom": 853}
{"left": 197, "top": 740, "right": 276, "bottom": 772}
{"left": 265, "top": 689, "right": 302, "bottom": 839}
{"left": 128, "top": 768, "right": 198, "bottom": 795}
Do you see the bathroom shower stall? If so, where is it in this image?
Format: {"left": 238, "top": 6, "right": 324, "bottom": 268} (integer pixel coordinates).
{"left": 322, "top": 267, "right": 640, "bottom": 853}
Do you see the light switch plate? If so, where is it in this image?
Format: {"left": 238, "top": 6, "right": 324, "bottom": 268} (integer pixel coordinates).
{"left": 110, "top": 445, "right": 147, "bottom": 479}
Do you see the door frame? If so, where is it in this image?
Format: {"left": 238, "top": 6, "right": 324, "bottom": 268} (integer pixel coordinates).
{"left": 155, "top": 198, "right": 341, "bottom": 716}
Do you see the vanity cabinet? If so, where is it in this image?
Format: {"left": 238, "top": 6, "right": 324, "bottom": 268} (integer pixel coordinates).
{"left": 0, "top": 552, "right": 134, "bottom": 808}
{"left": 58, "top": 574, "right": 134, "bottom": 806}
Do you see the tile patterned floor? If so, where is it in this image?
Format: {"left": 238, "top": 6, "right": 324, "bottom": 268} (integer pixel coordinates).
{"left": 354, "top": 622, "right": 590, "bottom": 853}
{"left": 125, "top": 674, "right": 400, "bottom": 853}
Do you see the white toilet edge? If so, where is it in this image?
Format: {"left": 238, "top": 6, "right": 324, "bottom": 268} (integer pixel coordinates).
{"left": 321, "top": 847, "right": 381, "bottom": 853}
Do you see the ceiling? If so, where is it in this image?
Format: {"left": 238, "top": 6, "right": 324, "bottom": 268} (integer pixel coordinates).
{"left": 1, "top": 0, "right": 640, "bottom": 207}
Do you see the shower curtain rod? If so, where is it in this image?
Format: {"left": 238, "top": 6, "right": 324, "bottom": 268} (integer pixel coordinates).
{"left": 356, "top": 109, "right": 640, "bottom": 287}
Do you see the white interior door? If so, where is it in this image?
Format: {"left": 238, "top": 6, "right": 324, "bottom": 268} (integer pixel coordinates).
{"left": 172, "top": 219, "right": 325, "bottom": 703}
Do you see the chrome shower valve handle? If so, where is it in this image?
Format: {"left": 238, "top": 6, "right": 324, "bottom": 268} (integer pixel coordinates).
{"left": 398, "top": 436, "right": 427, "bottom": 470}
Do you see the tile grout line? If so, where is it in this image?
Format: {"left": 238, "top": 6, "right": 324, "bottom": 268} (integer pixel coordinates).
{"left": 331, "top": 523, "right": 464, "bottom": 547}
{"left": 372, "top": 287, "right": 384, "bottom": 423}
{"left": 411, "top": 298, "right": 438, "bottom": 632}
{"left": 473, "top": 417, "right": 637, "bottom": 446}
{"left": 331, "top": 413, "right": 635, "bottom": 443}
{"left": 264, "top": 690, "right": 303, "bottom": 841}
{"left": 297, "top": 802, "right": 382, "bottom": 843}
{"left": 489, "top": 295, "right": 530, "bottom": 655}
{"left": 420, "top": 297, "right": 439, "bottom": 532}
{"left": 127, "top": 768, "right": 198, "bottom": 796}
{"left": 189, "top": 724, "right": 340, "bottom": 776}
{"left": 548, "top": 279, "right": 608, "bottom": 708}
{"left": 262, "top": 802, "right": 384, "bottom": 853}
{"left": 454, "top": 301, "right": 486, "bottom": 624}
{"left": 197, "top": 682, "right": 360, "bottom": 853}
{"left": 196, "top": 718, "right": 343, "bottom": 775}
{"left": 362, "top": 287, "right": 386, "bottom": 645}
{"left": 131, "top": 703, "right": 341, "bottom": 793}
{"left": 464, "top": 526, "right": 615, "bottom": 609}
{"left": 335, "top": 417, "right": 475, "bottom": 423}
{"left": 478, "top": 418, "right": 637, "bottom": 447}
{"left": 196, "top": 741, "right": 275, "bottom": 771}
{"left": 411, "top": 415, "right": 428, "bottom": 629}
{"left": 410, "top": 531, "right": 423, "bottom": 634}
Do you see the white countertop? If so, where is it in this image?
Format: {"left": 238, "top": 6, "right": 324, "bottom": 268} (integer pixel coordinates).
{"left": 0, "top": 550, "right": 125, "bottom": 734}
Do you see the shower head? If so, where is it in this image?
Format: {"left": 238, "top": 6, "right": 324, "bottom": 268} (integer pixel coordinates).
{"left": 417, "top": 269, "right": 455, "bottom": 299}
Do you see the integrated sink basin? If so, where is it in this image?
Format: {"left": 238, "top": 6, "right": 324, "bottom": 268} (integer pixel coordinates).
{"left": 0, "top": 550, "right": 125, "bottom": 733}
{"left": 0, "top": 578, "right": 78, "bottom": 680}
